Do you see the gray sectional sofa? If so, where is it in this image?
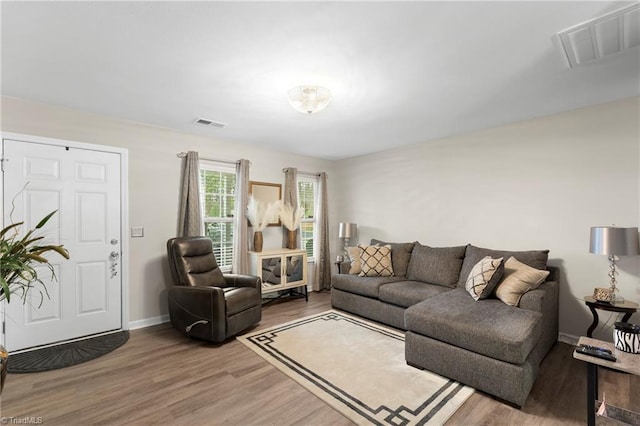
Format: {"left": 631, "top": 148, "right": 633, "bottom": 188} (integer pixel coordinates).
{"left": 331, "top": 240, "right": 559, "bottom": 407}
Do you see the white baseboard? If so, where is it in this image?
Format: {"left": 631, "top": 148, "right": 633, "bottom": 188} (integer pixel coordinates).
{"left": 128, "top": 314, "right": 170, "bottom": 330}
{"left": 558, "top": 332, "right": 579, "bottom": 346}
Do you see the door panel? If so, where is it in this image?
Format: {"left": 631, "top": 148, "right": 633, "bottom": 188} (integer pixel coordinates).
{"left": 3, "top": 139, "right": 122, "bottom": 351}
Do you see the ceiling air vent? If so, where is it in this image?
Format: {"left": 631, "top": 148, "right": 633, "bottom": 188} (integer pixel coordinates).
{"left": 557, "top": 3, "right": 639, "bottom": 67}
{"left": 194, "top": 118, "right": 227, "bottom": 128}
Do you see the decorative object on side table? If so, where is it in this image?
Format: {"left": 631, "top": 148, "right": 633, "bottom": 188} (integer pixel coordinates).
{"left": 614, "top": 322, "right": 640, "bottom": 354}
{"left": 0, "top": 210, "right": 70, "bottom": 394}
{"left": 246, "top": 195, "right": 280, "bottom": 252}
{"left": 589, "top": 226, "right": 640, "bottom": 304}
{"left": 338, "top": 222, "right": 357, "bottom": 260}
{"left": 279, "top": 203, "right": 304, "bottom": 249}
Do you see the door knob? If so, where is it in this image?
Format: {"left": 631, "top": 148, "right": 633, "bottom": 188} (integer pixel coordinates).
{"left": 110, "top": 251, "right": 120, "bottom": 259}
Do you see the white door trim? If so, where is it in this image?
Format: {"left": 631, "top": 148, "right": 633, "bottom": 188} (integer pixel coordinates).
{"left": 0, "top": 132, "right": 130, "bottom": 347}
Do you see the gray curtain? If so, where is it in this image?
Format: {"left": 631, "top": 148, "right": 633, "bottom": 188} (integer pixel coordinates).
{"left": 282, "top": 167, "right": 301, "bottom": 248}
{"left": 233, "top": 159, "right": 250, "bottom": 274}
{"left": 313, "top": 172, "right": 331, "bottom": 291}
{"left": 177, "top": 151, "right": 203, "bottom": 237}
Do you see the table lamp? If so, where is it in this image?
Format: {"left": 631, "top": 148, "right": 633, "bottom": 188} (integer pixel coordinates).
{"left": 589, "top": 226, "right": 640, "bottom": 304}
{"left": 338, "top": 223, "right": 357, "bottom": 260}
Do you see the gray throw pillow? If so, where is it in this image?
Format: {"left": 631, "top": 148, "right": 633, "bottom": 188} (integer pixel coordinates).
{"left": 370, "top": 239, "right": 416, "bottom": 277}
{"left": 406, "top": 243, "right": 466, "bottom": 287}
{"left": 456, "top": 245, "right": 549, "bottom": 288}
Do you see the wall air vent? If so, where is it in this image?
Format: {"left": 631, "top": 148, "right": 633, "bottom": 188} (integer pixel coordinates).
{"left": 194, "top": 118, "right": 227, "bottom": 128}
{"left": 557, "top": 3, "right": 639, "bottom": 67}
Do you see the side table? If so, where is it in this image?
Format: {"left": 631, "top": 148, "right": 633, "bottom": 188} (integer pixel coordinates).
{"left": 573, "top": 336, "right": 640, "bottom": 426}
{"left": 584, "top": 296, "right": 638, "bottom": 338}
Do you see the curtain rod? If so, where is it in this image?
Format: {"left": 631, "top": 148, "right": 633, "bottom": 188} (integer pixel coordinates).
{"left": 177, "top": 152, "right": 239, "bottom": 166}
{"left": 282, "top": 167, "right": 323, "bottom": 177}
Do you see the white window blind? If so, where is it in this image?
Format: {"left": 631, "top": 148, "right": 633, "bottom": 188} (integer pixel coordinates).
{"left": 298, "top": 176, "right": 317, "bottom": 260}
{"left": 200, "top": 162, "right": 236, "bottom": 271}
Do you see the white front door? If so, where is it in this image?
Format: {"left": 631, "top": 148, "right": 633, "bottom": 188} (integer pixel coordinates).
{"left": 2, "top": 138, "right": 123, "bottom": 352}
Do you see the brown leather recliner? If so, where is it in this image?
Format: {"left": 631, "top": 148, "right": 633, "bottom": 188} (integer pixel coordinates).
{"left": 166, "top": 237, "right": 262, "bottom": 342}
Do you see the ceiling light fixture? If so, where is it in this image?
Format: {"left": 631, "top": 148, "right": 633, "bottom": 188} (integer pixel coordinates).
{"left": 286, "top": 85, "right": 332, "bottom": 115}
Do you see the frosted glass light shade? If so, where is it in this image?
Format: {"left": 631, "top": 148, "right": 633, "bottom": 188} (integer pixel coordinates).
{"left": 287, "top": 85, "right": 332, "bottom": 115}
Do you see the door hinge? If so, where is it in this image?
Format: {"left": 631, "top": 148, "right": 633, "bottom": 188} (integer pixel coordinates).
{"left": 2, "top": 321, "right": 5, "bottom": 334}
{"left": 0, "top": 156, "right": 6, "bottom": 172}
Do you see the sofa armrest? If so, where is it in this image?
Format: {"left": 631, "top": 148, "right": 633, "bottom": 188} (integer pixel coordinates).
{"left": 519, "top": 280, "right": 559, "bottom": 314}
{"left": 223, "top": 274, "right": 261, "bottom": 290}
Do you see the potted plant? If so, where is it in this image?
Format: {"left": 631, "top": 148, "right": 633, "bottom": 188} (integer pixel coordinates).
{"left": 246, "top": 196, "right": 280, "bottom": 252}
{"left": 0, "top": 210, "right": 70, "bottom": 393}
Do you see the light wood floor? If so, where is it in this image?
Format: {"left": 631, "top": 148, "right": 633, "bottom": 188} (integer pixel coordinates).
{"left": 1, "top": 291, "right": 638, "bottom": 425}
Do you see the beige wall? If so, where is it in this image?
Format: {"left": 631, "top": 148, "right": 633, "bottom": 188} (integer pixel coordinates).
{"left": 0, "top": 96, "right": 338, "bottom": 326}
{"left": 3, "top": 95, "right": 639, "bottom": 341}
{"left": 335, "top": 97, "right": 640, "bottom": 340}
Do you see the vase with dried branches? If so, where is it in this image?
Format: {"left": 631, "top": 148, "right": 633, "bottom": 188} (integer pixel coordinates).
{"left": 246, "top": 196, "right": 280, "bottom": 252}
{"left": 279, "top": 203, "right": 305, "bottom": 250}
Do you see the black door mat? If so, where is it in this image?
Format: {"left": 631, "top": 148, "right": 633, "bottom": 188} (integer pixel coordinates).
{"left": 7, "top": 330, "right": 129, "bottom": 373}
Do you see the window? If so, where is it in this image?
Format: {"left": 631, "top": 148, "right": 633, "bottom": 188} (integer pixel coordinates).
{"left": 298, "top": 176, "right": 317, "bottom": 260}
{"left": 200, "top": 162, "right": 236, "bottom": 271}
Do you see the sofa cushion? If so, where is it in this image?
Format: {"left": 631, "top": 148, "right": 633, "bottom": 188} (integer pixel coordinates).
{"left": 406, "top": 243, "right": 466, "bottom": 287}
{"left": 331, "top": 274, "right": 404, "bottom": 298}
{"left": 379, "top": 281, "right": 452, "bottom": 308}
{"left": 346, "top": 246, "right": 362, "bottom": 274}
{"left": 359, "top": 245, "right": 394, "bottom": 277}
{"left": 465, "top": 256, "right": 504, "bottom": 300}
{"left": 456, "top": 245, "right": 549, "bottom": 288}
{"left": 370, "top": 239, "right": 416, "bottom": 277}
{"left": 405, "top": 288, "right": 543, "bottom": 364}
{"left": 495, "top": 257, "right": 550, "bottom": 306}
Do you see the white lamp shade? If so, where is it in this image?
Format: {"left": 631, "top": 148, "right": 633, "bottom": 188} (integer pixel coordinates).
{"left": 338, "top": 222, "right": 357, "bottom": 239}
{"left": 589, "top": 226, "right": 640, "bottom": 256}
{"left": 287, "top": 85, "right": 331, "bottom": 115}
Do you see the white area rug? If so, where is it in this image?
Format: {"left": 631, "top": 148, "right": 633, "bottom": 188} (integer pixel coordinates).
{"left": 237, "top": 310, "right": 474, "bottom": 425}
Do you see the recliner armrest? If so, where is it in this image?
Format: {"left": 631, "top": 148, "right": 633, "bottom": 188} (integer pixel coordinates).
{"left": 168, "top": 286, "right": 226, "bottom": 318}
{"left": 223, "top": 274, "right": 261, "bottom": 290}
{"left": 167, "top": 285, "right": 228, "bottom": 341}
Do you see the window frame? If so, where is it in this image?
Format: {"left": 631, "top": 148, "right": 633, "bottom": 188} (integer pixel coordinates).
{"left": 297, "top": 175, "right": 318, "bottom": 262}
{"left": 199, "top": 161, "right": 236, "bottom": 272}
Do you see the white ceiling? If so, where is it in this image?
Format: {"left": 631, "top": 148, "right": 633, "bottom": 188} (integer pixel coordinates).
{"left": 1, "top": 1, "right": 639, "bottom": 160}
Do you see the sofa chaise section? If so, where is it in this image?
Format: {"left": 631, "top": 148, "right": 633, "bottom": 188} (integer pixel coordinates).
{"left": 330, "top": 241, "right": 559, "bottom": 407}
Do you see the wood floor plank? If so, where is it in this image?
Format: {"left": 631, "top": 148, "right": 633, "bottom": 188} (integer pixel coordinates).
{"left": 0, "top": 291, "right": 637, "bottom": 425}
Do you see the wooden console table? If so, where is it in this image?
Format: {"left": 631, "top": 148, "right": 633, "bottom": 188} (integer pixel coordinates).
{"left": 573, "top": 336, "right": 640, "bottom": 426}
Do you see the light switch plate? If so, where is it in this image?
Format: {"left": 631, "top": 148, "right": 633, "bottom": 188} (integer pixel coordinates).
{"left": 131, "top": 227, "right": 144, "bottom": 238}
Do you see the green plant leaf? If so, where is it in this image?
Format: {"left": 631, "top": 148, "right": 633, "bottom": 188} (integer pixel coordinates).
{"left": 35, "top": 210, "right": 57, "bottom": 229}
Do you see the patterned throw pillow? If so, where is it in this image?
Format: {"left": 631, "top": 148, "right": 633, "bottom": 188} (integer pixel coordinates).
{"left": 358, "top": 244, "right": 394, "bottom": 277}
{"left": 347, "top": 246, "right": 362, "bottom": 275}
{"left": 465, "top": 256, "right": 504, "bottom": 301}
{"left": 495, "top": 257, "right": 550, "bottom": 306}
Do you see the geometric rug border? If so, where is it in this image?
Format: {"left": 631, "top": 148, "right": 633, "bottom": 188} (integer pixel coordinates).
{"left": 237, "top": 310, "right": 474, "bottom": 425}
